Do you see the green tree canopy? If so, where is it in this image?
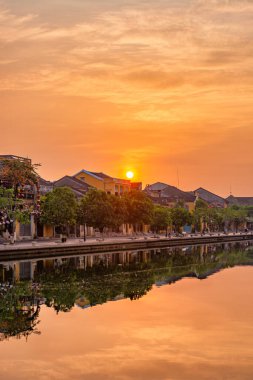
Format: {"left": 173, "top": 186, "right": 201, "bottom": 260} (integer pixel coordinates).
{"left": 195, "top": 198, "right": 209, "bottom": 210}
{"left": 78, "top": 189, "right": 115, "bottom": 232}
{"left": 170, "top": 206, "right": 192, "bottom": 233}
{"left": 151, "top": 205, "right": 171, "bottom": 232}
{"left": 123, "top": 191, "right": 154, "bottom": 230}
{"left": 40, "top": 187, "right": 77, "bottom": 231}
{"left": 0, "top": 159, "right": 40, "bottom": 234}
{"left": 0, "top": 187, "right": 14, "bottom": 211}
{"left": 107, "top": 194, "right": 127, "bottom": 230}
{"left": 222, "top": 207, "right": 247, "bottom": 232}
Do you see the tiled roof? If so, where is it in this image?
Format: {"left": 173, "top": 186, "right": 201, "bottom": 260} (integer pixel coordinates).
{"left": 145, "top": 182, "right": 196, "bottom": 202}
{"left": 226, "top": 195, "right": 253, "bottom": 206}
{"left": 161, "top": 186, "right": 196, "bottom": 202}
{"left": 145, "top": 182, "right": 169, "bottom": 191}
{"left": 39, "top": 177, "right": 53, "bottom": 186}
{"left": 53, "top": 176, "right": 91, "bottom": 196}
{"left": 90, "top": 172, "right": 112, "bottom": 179}
{"left": 73, "top": 169, "right": 104, "bottom": 181}
{"left": 193, "top": 187, "right": 226, "bottom": 205}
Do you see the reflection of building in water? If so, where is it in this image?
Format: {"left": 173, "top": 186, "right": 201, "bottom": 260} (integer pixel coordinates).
{"left": 0, "top": 261, "right": 37, "bottom": 282}
{"left": 0, "top": 243, "right": 252, "bottom": 284}
{"left": 0, "top": 242, "right": 252, "bottom": 341}
{"left": 75, "top": 297, "right": 91, "bottom": 309}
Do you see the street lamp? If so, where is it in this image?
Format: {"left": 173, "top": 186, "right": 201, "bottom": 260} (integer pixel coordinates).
{"left": 83, "top": 223, "right": 86, "bottom": 242}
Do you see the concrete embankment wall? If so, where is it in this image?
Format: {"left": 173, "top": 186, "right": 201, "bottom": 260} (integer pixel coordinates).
{"left": 0, "top": 234, "right": 252, "bottom": 262}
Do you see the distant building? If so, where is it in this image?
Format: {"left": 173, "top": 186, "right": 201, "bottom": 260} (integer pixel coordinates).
{"left": 144, "top": 182, "right": 168, "bottom": 194}
{"left": 53, "top": 175, "right": 91, "bottom": 197}
{"left": 144, "top": 182, "right": 196, "bottom": 211}
{"left": 130, "top": 182, "right": 142, "bottom": 191}
{"left": 0, "top": 154, "right": 31, "bottom": 165}
{"left": 39, "top": 178, "right": 54, "bottom": 195}
{"left": 226, "top": 195, "right": 253, "bottom": 207}
{"left": 193, "top": 187, "right": 227, "bottom": 208}
{"left": 73, "top": 169, "right": 131, "bottom": 195}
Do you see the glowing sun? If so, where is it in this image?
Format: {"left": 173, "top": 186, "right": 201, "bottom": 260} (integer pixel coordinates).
{"left": 126, "top": 171, "right": 134, "bottom": 179}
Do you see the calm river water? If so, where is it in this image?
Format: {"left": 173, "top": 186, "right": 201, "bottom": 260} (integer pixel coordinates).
{"left": 0, "top": 242, "right": 253, "bottom": 380}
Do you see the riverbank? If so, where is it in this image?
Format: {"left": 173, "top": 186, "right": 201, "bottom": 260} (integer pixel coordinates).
{"left": 0, "top": 232, "right": 252, "bottom": 261}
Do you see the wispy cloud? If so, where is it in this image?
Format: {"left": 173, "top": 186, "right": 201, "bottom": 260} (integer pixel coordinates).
{"left": 0, "top": 0, "right": 253, "bottom": 192}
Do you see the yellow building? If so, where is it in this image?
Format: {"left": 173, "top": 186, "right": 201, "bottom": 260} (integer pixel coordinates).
{"left": 73, "top": 170, "right": 131, "bottom": 195}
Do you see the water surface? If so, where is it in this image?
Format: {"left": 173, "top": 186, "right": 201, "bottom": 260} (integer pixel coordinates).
{"left": 0, "top": 242, "right": 253, "bottom": 379}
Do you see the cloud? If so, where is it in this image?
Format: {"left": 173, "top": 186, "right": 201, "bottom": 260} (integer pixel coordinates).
{"left": 1, "top": 2, "right": 253, "bottom": 100}
{"left": 0, "top": 1, "right": 253, "bottom": 193}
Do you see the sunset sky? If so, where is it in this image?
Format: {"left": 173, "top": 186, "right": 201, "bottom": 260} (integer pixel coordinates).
{"left": 1, "top": 0, "right": 253, "bottom": 196}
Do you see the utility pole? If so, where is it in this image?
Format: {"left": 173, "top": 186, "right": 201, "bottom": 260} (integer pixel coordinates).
{"left": 177, "top": 167, "right": 180, "bottom": 188}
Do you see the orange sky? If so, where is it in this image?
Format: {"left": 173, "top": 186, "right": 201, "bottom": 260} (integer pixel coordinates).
{"left": 0, "top": 0, "right": 253, "bottom": 196}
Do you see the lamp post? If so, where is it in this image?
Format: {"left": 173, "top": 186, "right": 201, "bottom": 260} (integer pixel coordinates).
{"left": 83, "top": 223, "right": 86, "bottom": 242}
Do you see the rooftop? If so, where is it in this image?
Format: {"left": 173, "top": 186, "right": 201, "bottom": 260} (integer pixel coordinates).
{"left": 145, "top": 182, "right": 196, "bottom": 202}
{"left": 193, "top": 187, "right": 227, "bottom": 206}
{"left": 54, "top": 175, "right": 91, "bottom": 197}
{"left": 226, "top": 195, "right": 253, "bottom": 206}
{"left": 145, "top": 182, "right": 169, "bottom": 192}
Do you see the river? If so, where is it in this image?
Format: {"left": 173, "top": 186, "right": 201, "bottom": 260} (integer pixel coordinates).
{"left": 0, "top": 241, "right": 252, "bottom": 379}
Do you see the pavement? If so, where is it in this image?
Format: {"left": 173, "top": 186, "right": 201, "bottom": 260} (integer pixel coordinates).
{"left": 0, "top": 232, "right": 252, "bottom": 251}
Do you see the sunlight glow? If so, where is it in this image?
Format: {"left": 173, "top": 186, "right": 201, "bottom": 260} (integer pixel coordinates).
{"left": 126, "top": 171, "right": 134, "bottom": 179}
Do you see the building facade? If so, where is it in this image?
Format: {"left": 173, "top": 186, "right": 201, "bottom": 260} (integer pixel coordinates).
{"left": 73, "top": 169, "right": 131, "bottom": 195}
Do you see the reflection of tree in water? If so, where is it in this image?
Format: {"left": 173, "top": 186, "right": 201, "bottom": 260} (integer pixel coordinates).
{"left": 0, "top": 243, "right": 253, "bottom": 340}
{"left": 0, "top": 283, "right": 41, "bottom": 341}
{"left": 34, "top": 244, "right": 253, "bottom": 308}
{"left": 39, "top": 270, "right": 81, "bottom": 313}
{"left": 82, "top": 270, "right": 154, "bottom": 305}
{"left": 123, "top": 272, "right": 153, "bottom": 300}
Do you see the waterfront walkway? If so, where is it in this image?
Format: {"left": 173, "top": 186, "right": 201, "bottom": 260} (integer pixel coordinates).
{"left": 0, "top": 231, "right": 252, "bottom": 251}
{"left": 0, "top": 232, "right": 252, "bottom": 262}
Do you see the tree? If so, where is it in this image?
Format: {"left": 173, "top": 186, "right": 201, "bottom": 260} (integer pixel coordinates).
{"left": 40, "top": 187, "right": 77, "bottom": 234}
{"left": 222, "top": 207, "right": 247, "bottom": 232}
{"left": 0, "top": 159, "right": 41, "bottom": 238}
{"left": 0, "top": 187, "right": 15, "bottom": 227}
{"left": 170, "top": 205, "right": 192, "bottom": 233}
{"left": 78, "top": 189, "right": 115, "bottom": 233}
{"left": 151, "top": 205, "right": 171, "bottom": 234}
{"left": 0, "top": 158, "right": 40, "bottom": 198}
{"left": 0, "top": 186, "right": 33, "bottom": 237}
{"left": 192, "top": 199, "right": 208, "bottom": 232}
{"left": 123, "top": 191, "right": 154, "bottom": 231}
{"left": 195, "top": 199, "right": 209, "bottom": 210}
{"left": 107, "top": 194, "right": 127, "bottom": 230}
{"left": 0, "top": 282, "right": 41, "bottom": 341}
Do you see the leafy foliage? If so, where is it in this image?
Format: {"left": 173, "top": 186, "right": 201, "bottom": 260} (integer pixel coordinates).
{"left": 40, "top": 187, "right": 77, "bottom": 230}
{"left": 123, "top": 190, "right": 154, "bottom": 229}
{"left": 0, "top": 159, "right": 39, "bottom": 196}
{"left": 170, "top": 205, "right": 192, "bottom": 233}
{"left": 192, "top": 202, "right": 248, "bottom": 233}
{"left": 1, "top": 242, "right": 252, "bottom": 341}
{"left": 151, "top": 205, "right": 171, "bottom": 232}
{"left": 0, "top": 159, "right": 40, "bottom": 235}
{"left": 78, "top": 189, "right": 115, "bottom": 232}
{"left": 108, "top": 193, "right": 128, "bottom": 230}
